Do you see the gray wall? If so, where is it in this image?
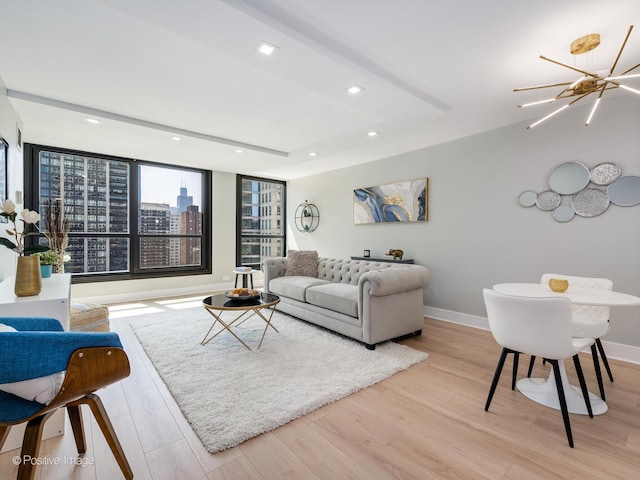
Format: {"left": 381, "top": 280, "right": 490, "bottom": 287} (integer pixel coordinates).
{"left": 287, "top": 94, "right": 640, "bottom": 346}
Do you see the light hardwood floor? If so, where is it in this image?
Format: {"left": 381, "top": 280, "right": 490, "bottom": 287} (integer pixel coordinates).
{"left": 2, "top": 296, "right": 640, "bottom": 479}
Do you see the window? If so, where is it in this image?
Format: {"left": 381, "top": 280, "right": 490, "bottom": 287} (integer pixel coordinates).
{"left": 25, "top": 144, "right": 211, "bottom": 281}
{"left": 236, "top": 175, "right": 286, "bottom": 268}
{"left": 138, "top": 165, "right": 204, "bottom": 270}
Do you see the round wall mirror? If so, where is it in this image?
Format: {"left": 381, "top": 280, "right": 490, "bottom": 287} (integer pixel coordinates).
{"left": 548, "top": 162, "right": 590, "bottom": 195}
{"left": 607, "top": 175, "right": 640, "bottom": 206}
{"left": 552, "top": 205, "right": 575, "bottom": 222}
{"left": 590, "top": 162, "right": 622, "bottom": 185}
{"left": 518, "top": 191, "right": 537, "bottom": 207}
{"left": 536, "top": 190, "right": 561, "bottom": 211}
{"left": 570, "top": 188, "right": 609, "bottom": 217}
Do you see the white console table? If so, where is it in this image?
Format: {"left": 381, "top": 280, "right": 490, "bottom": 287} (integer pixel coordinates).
{"left": 0, "top": 273, "right": 71, "bottom": 329}
{"left": 0, "top": 273, "right": 71, "bottom": 453}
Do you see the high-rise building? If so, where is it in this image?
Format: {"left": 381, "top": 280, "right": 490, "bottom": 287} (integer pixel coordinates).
{"left": 239, "top": 179, "right": 283, "bottom": 267}
{"left": 139, "top": 202, "right": 171, "bottom": 268}
{"left": 181, "top": 204, "right": 202, "bottom": 265}
{"left": 169, "top": 212, "right": 181, "bottom": 266}
{"left": 38, "top": 151, "right": 129, "bottom": 273}
{"left": 177, "top": 186, "right": 193, "bottom": 213}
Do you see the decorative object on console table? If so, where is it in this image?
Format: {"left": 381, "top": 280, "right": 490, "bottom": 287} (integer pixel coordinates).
{"left": 0, "top": 199, "right": 49, "bottom": 296}
{"left": 35, "top": 250, "right": 60, "bottom": 279}
{"left": 354, "top": 178, "right": 428, "bottom": 224}
{"left": 43, "top": 198, "right": 70, "bottom": 273}
{"left": 363, "top": 249, "right": 370, "bottom": 258}
{"left": 14, "top": 255, "right": 42, "bottom": 296}
{"left": 40, "top": 264, "right": 52, "bottom": 279}
{"left": 294, "top": 200, "right": 319, "bottom": 232}
{"left": 385, "top": 248, "right": 404, "bottom": 260}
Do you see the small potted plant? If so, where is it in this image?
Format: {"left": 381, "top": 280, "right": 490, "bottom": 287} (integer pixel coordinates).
{"left": 35, "top": 250, "right": 60, "bottom": 278}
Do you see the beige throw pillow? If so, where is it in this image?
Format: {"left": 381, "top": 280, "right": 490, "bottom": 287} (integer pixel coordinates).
{"left": 285, "top": 250, "right": 319, "bottom": 277}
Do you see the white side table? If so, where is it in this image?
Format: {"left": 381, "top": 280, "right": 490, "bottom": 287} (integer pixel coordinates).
{"left": 233, "top": 269, "right": 257, "bottom": 289}
{"left": 0, "top": 274, "right": 71, "bottom": 329}
{"left": 0, "top": 274, "right": 71, "bottom": 453}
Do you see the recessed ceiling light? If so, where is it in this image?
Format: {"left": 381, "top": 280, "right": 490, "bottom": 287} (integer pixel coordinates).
{"left": 257, "top": 41, "right": 279, "bottom": 56}
{"left": 309, "top": 152, "right": 318, "bottom": 157}
{"left": 171, "top": 136, "right": 181, "bottom": 141}
{"left": 367, "top": 131, "right": 379, "bottom": 137}
{"left": 235, "top": 149, "right": 244, "bottom": 154}
{"left": 346, "top": 85, "right": 364, "bottom": 95}
{"left": 85, "top": 118, "right": 100, "bottom": 124}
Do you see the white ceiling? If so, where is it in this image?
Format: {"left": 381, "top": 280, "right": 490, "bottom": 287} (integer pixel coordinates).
{"left": 1, "top": 0, "right": 639, "bottom": 179}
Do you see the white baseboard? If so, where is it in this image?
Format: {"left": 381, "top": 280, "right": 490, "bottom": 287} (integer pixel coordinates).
{"left": 424, "top": 306, "right": 489, "bottom": 330}
{"left": 73, "top": 281, "right": 264, "bottom": 305}
{"left": 424, "top": 306, "right": 640, "bottom": 366}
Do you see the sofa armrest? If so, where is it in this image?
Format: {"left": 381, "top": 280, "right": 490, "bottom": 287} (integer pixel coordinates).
{"left": 262, "top": 257, "right": 288, "bottom": 293}
{"left": 358, "top": 265, "right": 429, "bottom": 344}
{"left": 359, "top": 265, "right": 429, "bottom": 297}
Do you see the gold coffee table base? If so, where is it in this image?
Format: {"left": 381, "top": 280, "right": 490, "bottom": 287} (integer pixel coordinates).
{"left": 201, "top": 293, "right": 280, "bottom": 350}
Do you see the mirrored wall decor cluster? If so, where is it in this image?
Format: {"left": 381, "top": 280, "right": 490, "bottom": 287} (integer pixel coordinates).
{"left": 519, "top": 161, "right": 640, "bottom": 222}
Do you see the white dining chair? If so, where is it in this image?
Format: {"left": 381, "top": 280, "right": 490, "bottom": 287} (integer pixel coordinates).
{"left": 527, "top": 274, "right": 614, "bottom": 400}
{"left": 483, "top": 289, "right": 594, "bottom": 448}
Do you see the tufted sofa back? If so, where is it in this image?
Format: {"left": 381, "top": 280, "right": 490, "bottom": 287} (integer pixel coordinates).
{"left": 317, "top": 257, "right": 399, "bottom": 285}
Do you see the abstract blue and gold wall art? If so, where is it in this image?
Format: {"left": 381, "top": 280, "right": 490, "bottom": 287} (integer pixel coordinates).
{"left": 353, "top": 178, "right": 428, "bottom": 224}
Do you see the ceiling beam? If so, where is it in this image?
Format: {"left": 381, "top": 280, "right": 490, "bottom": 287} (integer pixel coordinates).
{"left": 6, "top": 90, "right": 289, "bottom": 157}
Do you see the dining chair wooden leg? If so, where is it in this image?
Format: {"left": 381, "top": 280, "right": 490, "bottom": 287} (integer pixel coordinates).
{"left": 596, "top": 338, "right": 614, "bottom": 382}
{"left": 67, "top": 404, "right": 87, "bottom": 453}
{"left": 485, "top": 347, "right": 510, "bottom": 411}
{"left": 75, "top": 393, "right": 133, "bottom": 479}
{"left": 572, "top": 354, "right": 593, "bottom": 418}
{"left": 549, "top": 359, "right": 574, "bottom": 448}
{"left": 591, "top": 344, "right": 606, "bottom": 401}
{"left": 0, "top": 425, "right": 10, "bottom": 451}
{"left": 18, "top": 411, "right": 55, "bottom": 480}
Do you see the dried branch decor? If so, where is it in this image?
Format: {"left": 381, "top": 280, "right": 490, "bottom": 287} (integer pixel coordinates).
{"left": 43, "top": 199, "right": 70, "bottom": 273}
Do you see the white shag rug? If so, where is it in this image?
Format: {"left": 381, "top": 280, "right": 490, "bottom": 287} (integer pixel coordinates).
{"left": 128, "top": 307, "right": 428, "bottom": 452}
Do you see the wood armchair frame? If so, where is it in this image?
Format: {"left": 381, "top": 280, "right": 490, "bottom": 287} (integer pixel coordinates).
{"left": 0, "top": 347, "right": 132, "bottom": 479}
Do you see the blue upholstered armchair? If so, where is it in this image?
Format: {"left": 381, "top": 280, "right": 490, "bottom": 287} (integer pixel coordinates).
{"left": 0, "top": 317, "right": 132, "bottom": 479}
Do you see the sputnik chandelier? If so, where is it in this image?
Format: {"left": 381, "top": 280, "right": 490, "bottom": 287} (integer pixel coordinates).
{"left": 515, "top": 25, "right": 640, "bottom": 129}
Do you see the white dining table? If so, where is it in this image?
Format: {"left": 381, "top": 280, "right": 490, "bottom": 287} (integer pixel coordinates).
{"left": 492, "top": 282, "right": 640, "bottom": 416}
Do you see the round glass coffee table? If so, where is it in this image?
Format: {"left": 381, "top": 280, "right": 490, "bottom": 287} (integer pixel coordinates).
{"left": 201, "top": 292, "right": 280, "bottom": 350}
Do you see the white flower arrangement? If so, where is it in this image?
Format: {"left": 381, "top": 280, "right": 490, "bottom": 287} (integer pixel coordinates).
{"left": 0, "top": 199, "right": 49, "bottom": 256}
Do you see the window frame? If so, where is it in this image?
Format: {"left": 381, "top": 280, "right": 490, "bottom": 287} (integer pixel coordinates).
{"left": 25, "top": 143, "right": 212, "bottom": 283}
{"left": 235, "top": 174, "right": 286, "bottom": 269}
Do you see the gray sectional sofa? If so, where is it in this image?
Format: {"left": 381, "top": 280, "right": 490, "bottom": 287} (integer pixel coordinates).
{"left": 262, "top": 256, "right": 430, "bottom": 349}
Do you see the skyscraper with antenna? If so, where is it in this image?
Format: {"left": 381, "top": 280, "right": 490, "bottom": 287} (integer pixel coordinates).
{"left": 177, "top": 180, "right": 193, "bottom": 213}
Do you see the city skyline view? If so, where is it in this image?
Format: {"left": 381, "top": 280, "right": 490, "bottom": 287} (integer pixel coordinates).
{"left": 38, "top": 150, "right": 206, "bottom": 274}
{"left": 139, "top": 164, "right": 202, "bottom": 207}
